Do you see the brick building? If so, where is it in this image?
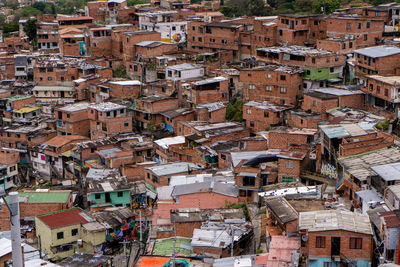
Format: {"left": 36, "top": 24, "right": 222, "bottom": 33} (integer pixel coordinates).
{"left": 55, "top": 102, "right": 90, "bottom": 136}
{"left": 257, "top": 46, "right": 346, "bottom": 89}
{"left": 240, "top": 65, "right": 304, "bottom": 105}
{"left": 326, "top": 16, "right": 384, "bottom": 48}
{"left": 88, "top": 102, "right": 133, "bottom": 140}
{"left": 363, "top": 75, "right": 400, "bottom": 120}
{"left": 176, "top": 121, "right": 251, "bottom": 145}
{"left": 181, "top": 76, "right": 229, "bottom": 106}
{"left": 243, "top": 101, "right": 293, "bottom": 132}
{"left": 0, "top": 190, "right": 73, "bottom": 231}
{"left": 133, "top": 94, "right": 179, "bottom": 130}
{"left": 353, "top": 45, "right": 400, "bottom": 83}
{"left": 299, "top": 210, "right": 373, "bottom": 267}
{"left": 145, "top": 162, "right": 203, "bottom": 188}
{"left": 277, "top": 14, "right": 326, "bottom": 46}
{"left": 187, "top": 21, "right": 247, "bottom": 62}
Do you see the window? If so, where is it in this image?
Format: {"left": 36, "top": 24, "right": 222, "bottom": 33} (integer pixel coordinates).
{"left": 280, "top": 87, "right": 287, "bottom": 93}
{"left": 48, "top": 77, "right": 52, "bottom": 81}
{"left": 124, "top": 122, "right": 129, "bottom": 128}
{"left": 316, "top": 236, "right": 325, "bottom": 248}
{"left": 385, "top": 88, "right": 389, "bottom": 96}
{"left": 248, "top": 73, "right": 252, "bottom": 77}
{"left": 357, "top": 23, "right": 361, "bottom": 29}
{"left": 330, "top": 67, "right": 334, "bottom": 73}
{"left": 367, "top": 22, "right": 370, "bottom": 28}
{"left": 57, "top": 232, "right": 64, "bottom": 240}
{"left": 249, "top": 84, "right": 255, "bottom": 90}
{"left": 192, "top": 26, "right": 195, "bottom": 31}
{"left": 363, "top": 34, "right": 368, "bottom": 41}
{"left": 282, "top": 176, "right": 293, "bottom": 182}
{"left": 369, "top": 84, "right": 373, "bottom": 91}
{"left": 377, "top": 86, "right": 381, "bottom": 93}
{"left": 350, "top": 237, "right": 362, "bottom": 249}
{"left": 172, "top": 26, "right": 176, "bottom": 31}
{"left": 9, "top": 166, "right": 16, "bottom": 172}
{"left": 242, "top": 176, "right": 255, "bottom": 186}
{"left": 266, "top": 73, "right": 271, "bottom": 78}
{"left": 246, "top": 109, "right": 251, "bottom": 114}
{"left": 117, "top": 191, "right": 123, "bottom": 197}
{"left": 286, "top": 161, "right": 293, "bottom": 168}
{"left": 324, "top": 263, "right": 332, "bottom": 267}
{"left": 95, "top": 193, "right": 101, "bottom": 199}
{"left": 71, "top": 229, "right": 78, "bottom": 236}
{"left": 266, "top": 85, "right": 272, "bottom": 91}
{"left": 346, "top": 23, "right": 351, "bottom": 30}
{"left": 280, "top": 75, "right": 286, "bottom": 80}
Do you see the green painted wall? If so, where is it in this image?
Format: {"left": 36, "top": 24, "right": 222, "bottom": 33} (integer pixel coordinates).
{"left": 303, "top": 67, "right": 340, "bottom": 80}
{"left": 90, "top": 190, "right": 131, "bottom": 207}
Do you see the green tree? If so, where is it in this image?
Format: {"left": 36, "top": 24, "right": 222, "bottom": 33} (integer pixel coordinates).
{"left": 0, "top": 14, "right": 6, "bottom": 25}
{"left": 313, "top": 0, "right": 340, "bottom": 14}
{"left": 249, "top": 0, "right": 272, "bottom": 16}
{"left": 23, "top": 19, "right": 37, "bottom": 41}
{"left": 19, "top": 6, "right": 42, "bottom": 17}
{"left": 127, "top": 0, "right": 150, "bottom": 5}
{"left": 113, "top": 65, "right": 128, "bottom": 78}
{"left": 2, "top": 22, "right": 18, "bottom": 36}
{"left": 226, "top": 100, "right": 243, "bottom": 122}
{"left": 219, "top": 4, "right": 244, "bottom": 17}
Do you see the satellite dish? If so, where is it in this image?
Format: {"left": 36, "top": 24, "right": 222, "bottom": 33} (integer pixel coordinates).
{"left": 301, "top": 235, "right": 308, "bottom": 242}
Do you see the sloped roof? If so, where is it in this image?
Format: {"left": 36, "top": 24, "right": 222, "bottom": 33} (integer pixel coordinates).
{"left": 45, "top": 135, "right": 88, "bottom": 148}
{"left": 37, "top": 208, "right": 94, "bottom": 229}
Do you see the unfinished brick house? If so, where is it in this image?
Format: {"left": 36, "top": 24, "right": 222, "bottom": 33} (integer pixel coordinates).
{"left": 299, "top": 210, "right": 373, "bottom": 267}
{"left": 363, "top": 75, "right": 400, "bottom": 120}
{"left": 257, "top": 46, "right": 346, "bottom": 89}
{"left": 243, "top": 101, "right": 293, "bottom": 132}
{"left": 176, "top": 121, "right": 251, "bottom": 145}
{"left": 133, "top": 94, "right": 179, "bottom": 130}
{"left": 240, "top": 65, "right": 304, "bottom": 105}
{"left": 277, "top": 14, "right": 326, "bottom": 46}
{"left": 54, "top": 102, "right": 90, "bottom": 137}
{"left": 88, "top": 102, "right": 133, "bottom": 140}
{"left": 187, "top": 21, "right": 247, "bottom": 62}
{"left": 181, "top": 76, "right": 229, "bottom": 107}
{"left": 353, "top": 45, "right": 400, "bottom": 83}
{"left": 326, "top": 16, "right": 384, "bottom": 48}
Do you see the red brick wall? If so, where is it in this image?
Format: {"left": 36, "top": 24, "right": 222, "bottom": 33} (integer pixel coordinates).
{"left": 305, "top": 230, "right": 372, "bottom": 261}
{"left": 241, "top": 68, "right": 303, "bottom": 105}
{"left": 302, "top": 95, "right": 338, "bottom": 113}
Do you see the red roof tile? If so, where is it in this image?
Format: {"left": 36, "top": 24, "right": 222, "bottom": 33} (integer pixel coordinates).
{"left": 37, "top": 208, "right": 91, "bottom": 229}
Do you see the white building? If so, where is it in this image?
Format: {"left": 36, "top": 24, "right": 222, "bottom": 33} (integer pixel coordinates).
{"left": 165, "top": 63, "right": 204, "bottom": 81}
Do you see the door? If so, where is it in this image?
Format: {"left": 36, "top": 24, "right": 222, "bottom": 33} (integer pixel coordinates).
{"left": 105, "top": 192, "right": 111, "bottom": 203}
{"left": 331, "top": 237, "right": 341, "bottom": 256}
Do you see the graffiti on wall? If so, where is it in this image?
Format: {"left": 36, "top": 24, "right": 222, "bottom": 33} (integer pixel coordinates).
{"left": 321, "top": 162, "right": 337, "bottom": 179}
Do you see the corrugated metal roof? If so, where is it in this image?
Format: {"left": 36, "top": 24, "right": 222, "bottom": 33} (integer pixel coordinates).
{"left": 354, "top": 45, "right": 400, "bottom": 58}
{"left": 298, "top": 210, "right": 373, "bottom": 234}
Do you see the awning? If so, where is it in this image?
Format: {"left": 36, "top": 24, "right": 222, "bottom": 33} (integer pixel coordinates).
{"left": 146, "top": 189, "right": 157, "bottom": 199}
{"left": 238, "top": 172, "right": 258, "bottom": 177}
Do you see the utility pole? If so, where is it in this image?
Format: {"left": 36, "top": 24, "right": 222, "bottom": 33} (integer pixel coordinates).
{"left": 230, "top": 225, "right": 234, "bottom": 257}
{"left": 119, "top": 240, "right": 130, "bottom": 267}
{"left": 9, "top": 192, "right": 23, "bottom": 267}
{"left": 139, "top": 210, "right": 142, "bottom": 252}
